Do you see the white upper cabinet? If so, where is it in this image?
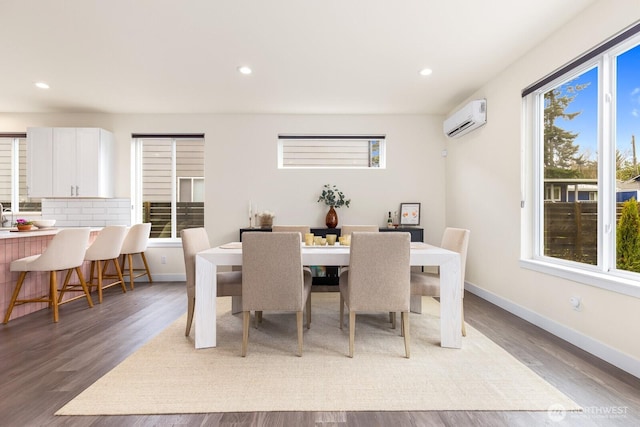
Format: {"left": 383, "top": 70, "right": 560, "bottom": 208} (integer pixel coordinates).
{"left": 27, "top": 127, "right": 114, "bottom": 198}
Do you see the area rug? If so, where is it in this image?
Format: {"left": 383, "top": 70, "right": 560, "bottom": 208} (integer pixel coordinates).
{"left": 56, "top": 293, "right": 580, "bottom": 415}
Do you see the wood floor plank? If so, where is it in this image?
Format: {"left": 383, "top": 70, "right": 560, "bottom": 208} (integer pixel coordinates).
{"left": 0, "top": 283, "right": 638, "bottom": 426}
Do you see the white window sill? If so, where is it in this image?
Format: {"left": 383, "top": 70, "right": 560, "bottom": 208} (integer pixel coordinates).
{"left": 520, "top": 259, "right": 640, "bottom": 299}
{"left": 148, "top": 238, "right": 183, "bottom": 248}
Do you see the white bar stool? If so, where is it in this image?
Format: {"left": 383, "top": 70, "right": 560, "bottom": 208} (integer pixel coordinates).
{"left": 3, "top": 228, "right": 93, "bottom": 323}
{"left": 119, "top": 223, "right": 153, "bottom": 290}
{"left": 84, "top": 225, "right": 128, "bottom": 303}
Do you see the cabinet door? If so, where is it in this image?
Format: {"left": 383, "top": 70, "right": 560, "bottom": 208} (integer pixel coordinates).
{"left": 26, "top": 127, "right": 54, "bottom": 197}
{"left": 52, "top": 128, "right": 78, "bottom": 197}
{"left": 75, "top": 128, "right": 101, "bottom": 197}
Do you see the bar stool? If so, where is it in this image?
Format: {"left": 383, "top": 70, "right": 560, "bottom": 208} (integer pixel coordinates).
{"left": 3, "top": 228, "right": 93, "bottom": 324}
{"left": 84, "top": 225, "right": 128, "bottom": 303}
{"left": 120, "top": 223, "right": 153, "bottom": 290}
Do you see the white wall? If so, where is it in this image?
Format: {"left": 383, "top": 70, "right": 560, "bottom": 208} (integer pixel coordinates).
{"left": 0, "top": 113, "right": 447, "bottom": 277}
{"left": 446, "top": 0, "right": 640, "bottom": 376}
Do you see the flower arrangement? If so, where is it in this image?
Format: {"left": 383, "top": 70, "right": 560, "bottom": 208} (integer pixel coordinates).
{"left": 257, "top": 210, "right": 275, "bottom": 228}
{"left": 13, "top": 218, "right": 33, "bottom": 226}
{"left": 317, "top": 184, "right": 351, "bottom": 208}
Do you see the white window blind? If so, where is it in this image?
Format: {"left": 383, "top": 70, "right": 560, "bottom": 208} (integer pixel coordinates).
{"left": 278, "top": 135, "right": 385, "bottom": 169}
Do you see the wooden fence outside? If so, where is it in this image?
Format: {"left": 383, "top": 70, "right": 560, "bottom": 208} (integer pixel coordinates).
{"left": 143, "top": 202, "right": 204, "bottom": 238}
{"left": 544, "top": 201, "right": 638, "bottom": 265}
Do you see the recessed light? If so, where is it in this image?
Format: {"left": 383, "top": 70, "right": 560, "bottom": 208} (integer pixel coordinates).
{"left": 237, "top": 66, "right": 252, "bottom": 75}
{"left": 35, "top": 81, "right": 50, "bottom": 89}
{"left": 419, "top": 68, "right": 433, "bottom": 76}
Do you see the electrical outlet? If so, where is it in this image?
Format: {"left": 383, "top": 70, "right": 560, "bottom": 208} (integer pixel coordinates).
{"left": 570, "top": 296, "right": 582, "bottom": 311}
{"left": 161, "top": 256, "right": 167, "bottom": 264}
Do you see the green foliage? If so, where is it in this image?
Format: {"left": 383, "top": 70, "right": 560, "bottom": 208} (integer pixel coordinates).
{"left": 317, "top": 184, "right": 351, "bottom": 208}
{"left": 543, "top": 83, "right": 591, "bottom": 179}
{"left": 616, "top": 198, "right": 640, "bottom": 272}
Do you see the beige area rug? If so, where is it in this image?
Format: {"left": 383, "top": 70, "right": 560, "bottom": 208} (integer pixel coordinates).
{"left": 56, "top": 293, "right": 580, "bottom": 415}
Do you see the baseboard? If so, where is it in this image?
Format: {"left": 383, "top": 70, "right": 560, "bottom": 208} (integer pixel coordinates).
{"left": 465, "top": 282, "right": 640, "bottom": 380}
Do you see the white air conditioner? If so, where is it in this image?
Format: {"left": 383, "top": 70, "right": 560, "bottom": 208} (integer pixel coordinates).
{"left": 443, "top": 99, "right": 487, "bottom": 138}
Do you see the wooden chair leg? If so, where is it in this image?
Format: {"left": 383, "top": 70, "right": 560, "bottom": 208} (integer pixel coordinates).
{"left": 308, "top": 299, "right": 312, "bottom": 328}
{"left": 140, "top": 251, "right": 153, "bottom": 283}
{"left": 3, "top": 272, "right": 27, "bottom": 324}
{"left": 402, "top": 311, "right": 410, "bottom": 358}
{"left": 462, "top": 303, "right": 467, "bottom": 337}
{"left": 50, "top": 271, "right": 59, "bottom": 323}
{"left": 127, "top": 254, "right": 135, "bottom": 290}
{"left": 339, "top": 294, "right": 344, "bottom": 329}
{"left": 96, "top": 260, "right": 104, "bottom": 303}
{"left": 76, "top": 267, "right": 93, "bottom": 308}
{"left": 112, "top": 258, "right": 127, "bottom": 293}
{"left": 349, "top": 311, "right": 356, "bottom": 358}
{"left": 296, "top": 311, "right": 303, "bottom": 357}
{"left": 185, "top": 296, "right": 195, "bottom": 336}
{"left": 242, "top": 311, "right": 250, "bottom": 357}
{"left": 57, "top": 269, "right": 74, "bottom": 304}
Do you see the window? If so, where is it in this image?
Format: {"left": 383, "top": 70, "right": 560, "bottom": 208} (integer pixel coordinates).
{"left": 0, "top": 134, "right": 41, "bottom": 220}
{"left": 523, "top": 22, "right": 640, "bottom": 291}
{"left": 278, "top": 135, "right": 386, "bottom": 169}
{"left": 132, "top": 134, "right": 205, "bottom": 239}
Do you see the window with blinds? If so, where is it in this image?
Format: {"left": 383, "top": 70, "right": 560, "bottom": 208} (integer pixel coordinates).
{"left": 278, "top": 135, "right": 386, "bottom": 169}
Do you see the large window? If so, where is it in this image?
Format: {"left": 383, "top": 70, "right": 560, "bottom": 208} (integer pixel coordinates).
{"left": 524, "top": 23, "right": 640, "bottom": 291}
{"left": 132, "top": 135, "right": 205, "bottom": 239}
{"left": 0, "top": 134, "right": 41, "bottom": 222}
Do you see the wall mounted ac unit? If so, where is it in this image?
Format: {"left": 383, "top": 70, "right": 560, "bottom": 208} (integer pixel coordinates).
{"left": 443, "top": 99, "right": 487, "bottom": 138}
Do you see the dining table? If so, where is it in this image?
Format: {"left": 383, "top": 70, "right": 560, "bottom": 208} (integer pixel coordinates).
{"left": 195, "top": 241, "right": 462, "bottom": 349}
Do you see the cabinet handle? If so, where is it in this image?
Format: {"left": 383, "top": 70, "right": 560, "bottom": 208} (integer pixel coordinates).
{"left": 76, "top": 186, "right": 79, "bottom": 197}
{"left": 71, "top": 185, "right": 74, "bottom": 196}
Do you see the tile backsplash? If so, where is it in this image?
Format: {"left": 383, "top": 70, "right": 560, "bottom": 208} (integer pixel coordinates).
{"left": 41, "top": 198, "right": 131, "bottom": 227}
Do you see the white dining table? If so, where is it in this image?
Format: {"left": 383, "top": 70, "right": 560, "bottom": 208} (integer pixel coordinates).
{"left": 195, "top": 242, "right": 462, "bottom": 349}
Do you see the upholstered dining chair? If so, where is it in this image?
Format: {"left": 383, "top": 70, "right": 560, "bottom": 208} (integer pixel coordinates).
{"left": 339, "top": 232, "right": 411, "bottom": 358}
{"left": 4, "top": 228, "right": 93, "bottom": 323}
{"left": 180, "top": 227, "right": 242, "bottom": 336}
{"left": 84, "top": 225, "right": 128, "bottom": 303}
{"left": 340, "top": 224, "right": 379, "bottom": 237}
{"left": 119, "top": 223, "right": 153, "bottom": 290}
{"left": 271, "top": 225, "right": 311, "bottom": 242}
{"left": 241, "top": 232, "right": 312, "bottom": 357}
{"left": 410, "top": 227, "right": 470, "bottom": 336}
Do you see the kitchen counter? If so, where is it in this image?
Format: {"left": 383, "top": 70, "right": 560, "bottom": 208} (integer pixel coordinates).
{"left": 0, "top": 228, "right": 60, "bottom": 239}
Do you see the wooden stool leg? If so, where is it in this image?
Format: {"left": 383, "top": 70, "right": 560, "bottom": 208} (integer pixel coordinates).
{"left": 58, "top": 269, "right": 74, "bottom": 303}
{"left": 95, "top": 260, "right": 103, "bottom": 303}
{"left": 50, "top": 271, "right": 59, "bottom": 323}
{"left": 140, "top": 252, "right": 153, "bottom": 283}
{"left": 112, "top": 258, "right": 127, "bottom": 293}
{"left": 128, "top": 254, "right": 135, "bottom": 290}
{"left": 76, "top": 267, "right": 94, "bottom": 308}
{"left": 3, "top": 272, "right": 27, "bottom": 324}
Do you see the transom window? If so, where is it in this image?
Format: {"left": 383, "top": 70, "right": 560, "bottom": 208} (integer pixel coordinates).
{"left": 278, "top": 135, "right": 386, "bottom": 169}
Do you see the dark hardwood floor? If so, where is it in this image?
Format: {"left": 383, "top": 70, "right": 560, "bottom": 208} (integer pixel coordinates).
{"left": 1, "top": 282, "right": 638, "bottom": 426}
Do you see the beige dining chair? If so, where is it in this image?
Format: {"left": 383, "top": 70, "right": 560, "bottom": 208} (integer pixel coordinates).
{"left": 410, "top": 227, "right": 470, "bottom": 336}
{"left": 241, "top": 232, "right": 312, "bottom": 357}
{"left": 271, "top": 225, "right": 311, "bottom": 242}
{"left": 119, "top": 223, "right": 153, "bottom": 289}
{"left": 180, "top": 227, "right": 242, "bottom": 336}
{"left": 339, "top": 232, "right": 411, "bottom": 358}
{"left": 4, "top": 228, "right": 93, "bottom": 323}
{"left": 83, "top": 225, "right": 128, "bottom": 303}
{"left": 341, "top": 225, "right": 379, "bottom": 237}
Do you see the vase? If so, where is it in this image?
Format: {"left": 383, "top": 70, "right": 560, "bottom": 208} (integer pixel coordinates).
{"left": 325, "top": 206, "right": 338, "bottom": 228}
{"left": 17, "top": 224, "right": 32, "bottom": 231}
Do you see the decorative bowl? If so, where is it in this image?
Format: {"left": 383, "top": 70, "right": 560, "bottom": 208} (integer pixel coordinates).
{"left": 32, "top": 219, "right": 56, "bottom": 228}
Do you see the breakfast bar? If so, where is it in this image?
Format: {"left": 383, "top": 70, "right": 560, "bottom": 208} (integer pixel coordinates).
{"left": 0, "top": 228, "right": 98, "bottom": 322}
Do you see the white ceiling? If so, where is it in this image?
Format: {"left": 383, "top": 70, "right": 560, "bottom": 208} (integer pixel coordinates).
{"left": 0, "top": 0, "right": 596, "bottom": 115}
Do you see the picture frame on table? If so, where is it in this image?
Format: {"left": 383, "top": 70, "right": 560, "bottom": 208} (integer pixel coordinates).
{"left": 400, "top": 202, "right": 421, "bottom": 226}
